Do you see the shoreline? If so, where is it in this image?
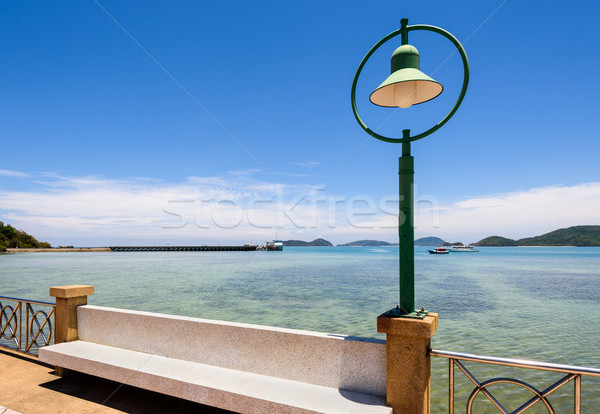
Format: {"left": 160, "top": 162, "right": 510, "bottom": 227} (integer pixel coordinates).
{"left": 5, "top": 247, "right": 112, "bottom": 253}
{"left": 4, "top": 245, "right": 599, "bottom": 254}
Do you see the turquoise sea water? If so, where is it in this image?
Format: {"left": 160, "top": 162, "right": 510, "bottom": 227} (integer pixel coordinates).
{"left": 1, "top": 246, "right": 599, "bottom": 412}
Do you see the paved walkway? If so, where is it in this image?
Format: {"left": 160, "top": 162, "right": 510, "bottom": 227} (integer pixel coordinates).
{"left": 0, "top": 348, "right": 233, "bottom": 413}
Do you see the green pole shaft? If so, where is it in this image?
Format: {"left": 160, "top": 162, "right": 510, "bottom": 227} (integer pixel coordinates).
{"left": 398, "top": 130, "right": 414, "bottom": 314}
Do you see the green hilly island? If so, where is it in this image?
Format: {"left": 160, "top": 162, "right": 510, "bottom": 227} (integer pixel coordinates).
{"left": 414, "top": 237, "right": 446, "bottom": 246}
{"left": 337, "top": 240, "right": 397, "bottom": 247}
{"left": 283, "top": 238, "right": 333, "bottom": 247}
{"left": 472, "top": 236, "right": 517, "bottom": 246}
{"left": 473, "top": 225, "right": 600, "bottom": 247}
{"left": 0, "top": 222, "right": 51, "bottom": 251}
{"left": 286, "top": 238, "right": 445, "bottom": 247}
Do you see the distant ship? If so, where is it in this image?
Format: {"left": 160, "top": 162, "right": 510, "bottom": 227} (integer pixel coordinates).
{"left": 449, "top": 245, "right": 478, "bottom": 252}
{"left": 266, "top": 240, "right": 284, "bottom": 251}
{"left": 428, "top": 248, "right": 450, "bottom": 254}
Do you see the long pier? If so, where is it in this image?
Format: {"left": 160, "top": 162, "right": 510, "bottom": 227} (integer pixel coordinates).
{"left": 109, "top": 245, "right": 258, "bottom": 252}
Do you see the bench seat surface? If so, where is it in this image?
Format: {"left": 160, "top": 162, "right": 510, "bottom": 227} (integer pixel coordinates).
{"left": 40, "top": 340, "right": 392, "bottom": 414}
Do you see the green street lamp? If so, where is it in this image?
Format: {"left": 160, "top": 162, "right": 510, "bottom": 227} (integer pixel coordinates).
{"left": 351, "top": 18, "right": 469, "bottom": 318}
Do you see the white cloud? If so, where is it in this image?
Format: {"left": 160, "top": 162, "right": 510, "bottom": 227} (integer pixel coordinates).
{"left": 0, "top": 174, "right": 345, "bottom": 245}
{"left": 0, "top": 169, "right": 30, "bottom": 178}
{"left": 415, "top": 183, "right": 600, "bottom": 242}
{"left": 295, "top": 161, "right": 320, "bottom": 167}
{"left": 1, "top": 173, "right": 598, "bottom": 246}
{"left": 225, "top": 168, "right": 261, "bottom": 176}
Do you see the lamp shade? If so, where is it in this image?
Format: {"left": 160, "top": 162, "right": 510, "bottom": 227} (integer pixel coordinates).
{"left": 370, "top": 45, "right": 443, "bottom": 108}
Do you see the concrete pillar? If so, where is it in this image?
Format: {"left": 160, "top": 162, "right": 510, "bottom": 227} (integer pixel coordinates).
{"left": 377, "top": 312, "right": 438, "bottom": 414}
{"left": 49, "top": 285, "right": 94, "bottom": 376}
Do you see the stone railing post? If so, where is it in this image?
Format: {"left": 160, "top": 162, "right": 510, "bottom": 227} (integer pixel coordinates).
{"left": 49, "top": 285, "right": 94, "bottom": 376}
{"left": 377, "top": 312, "right": 439, "bottom": 414}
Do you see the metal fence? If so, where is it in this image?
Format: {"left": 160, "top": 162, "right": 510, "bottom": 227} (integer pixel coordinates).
{"left": 430, "top": 349, "right": 600, "bottom": 413}
{"left": 0, "top": 295, "right": 55, "bottom": 355}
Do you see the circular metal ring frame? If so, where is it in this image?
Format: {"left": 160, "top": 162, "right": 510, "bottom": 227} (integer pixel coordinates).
{"left": 467, "top": 377, "right": 555, "bottom": 414}
{"left": 29, "top": 310, "right": 52, "bottom": 347}
{"left": 1, "top": 305, "right": 17, "bottom": 340}
{"left": 351, "top": 24, "right": 470, "bottom": 143}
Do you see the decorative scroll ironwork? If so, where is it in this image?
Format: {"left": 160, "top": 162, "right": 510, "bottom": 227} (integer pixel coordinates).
{"left": 431, "top": 349, "right": 600, "bottom": 414}
{"left": 0, "top": 295, "right": 55, "bottom": 356}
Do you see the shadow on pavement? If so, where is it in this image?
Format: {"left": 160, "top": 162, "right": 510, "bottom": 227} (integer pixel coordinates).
{"left": 40, "top": 371, "right": 235, "bottom": 414}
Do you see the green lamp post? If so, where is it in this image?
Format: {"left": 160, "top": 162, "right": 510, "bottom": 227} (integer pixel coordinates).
{"left": 351, "top": 18, "right": 469, "bottom": 318}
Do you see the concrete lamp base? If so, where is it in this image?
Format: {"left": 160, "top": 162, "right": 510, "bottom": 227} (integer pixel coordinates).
{"left": 377, "top": 311, "right": 438, "bottom": 414}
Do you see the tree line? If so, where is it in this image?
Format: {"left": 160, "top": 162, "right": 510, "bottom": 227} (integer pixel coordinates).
{"left": 0, "top": 221, "right": 51, "bottom": 251}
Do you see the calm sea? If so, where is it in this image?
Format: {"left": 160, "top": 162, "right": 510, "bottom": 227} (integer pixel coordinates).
{"left": 1, "top": 246, "right": 599, "bottom": 412}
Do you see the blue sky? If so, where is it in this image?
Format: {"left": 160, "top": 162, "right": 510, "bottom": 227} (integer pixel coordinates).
{"left": 1, "top": 1, "right": 599, "bottom": 246}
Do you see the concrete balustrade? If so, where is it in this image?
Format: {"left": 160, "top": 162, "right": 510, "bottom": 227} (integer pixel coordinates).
{"left": 41, "top": 304, "right": 392, "bottom": 414}
{"left": 41, "top": 285, "right": 439, "bottom": 414}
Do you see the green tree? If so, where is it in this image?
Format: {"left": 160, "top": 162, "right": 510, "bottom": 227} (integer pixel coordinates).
{"left": 0, "top": 222, "right": 17, "bottom": 240}
{"left": 0, "top": 221, "right": 52, "bottom": 248}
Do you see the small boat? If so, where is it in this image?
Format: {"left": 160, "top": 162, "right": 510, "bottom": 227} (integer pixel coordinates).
{"left": 449, "top": 245, "right": 478, "bottom": 252}
{"left": 428, "top": 248, "right": 449, "bottom": 254}
{"left": 266, "top": 240, "right": 284, "bottom": 251}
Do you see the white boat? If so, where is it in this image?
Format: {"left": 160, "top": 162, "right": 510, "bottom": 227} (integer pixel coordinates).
{"left": 428, "top": 248, "right": 450, "bottom": 254}
{"left": 449, "top": 245, "right": 478, "bottom": 252}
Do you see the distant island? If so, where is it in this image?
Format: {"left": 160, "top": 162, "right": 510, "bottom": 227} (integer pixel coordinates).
{"left": 414, "top": 237, "right": 446, "bottom": 246}
{"left": 442, "top": 241, "right": 467, "bottom": 247}
{"left": 333, "top": 226, "right": 600, "bottom": 248}
{"left": 337, "top": 240, "right": 398, "bottom": 247}
{"left": 473, "top": 225, "right": 600, "bottom": 247}
{"left": 0, "top": 221, "right": 51, "bottom": 252}
{"left": 5, "top": 224, "right": 598, "bottom": 252}
{"left": 286, "top": 238, "right": 444, "bottom": 247}
{"left": 283, "top": 238, "right": 333, "bottom": 247}
{"left": 472, "top": 236, "right": 517, "bottom": 247}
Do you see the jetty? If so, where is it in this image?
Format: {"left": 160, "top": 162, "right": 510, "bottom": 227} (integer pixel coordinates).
{"left": 109, "top": 245, "right": 258, "bottom": 252}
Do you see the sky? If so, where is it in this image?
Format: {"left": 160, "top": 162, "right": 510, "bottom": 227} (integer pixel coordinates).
{"left": 1, "top": 1, "right": 599, "bottom": 246}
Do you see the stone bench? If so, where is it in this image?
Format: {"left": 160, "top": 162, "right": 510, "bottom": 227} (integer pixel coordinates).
{"left": 40, "top": 305, "right": 392, "bottom": 414}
